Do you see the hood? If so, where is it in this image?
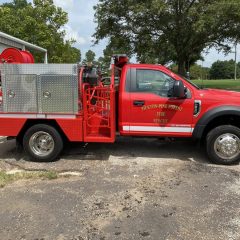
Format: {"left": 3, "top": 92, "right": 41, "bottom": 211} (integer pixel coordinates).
{"left": 201, "top": 88, "right": 240, "bottom": 97}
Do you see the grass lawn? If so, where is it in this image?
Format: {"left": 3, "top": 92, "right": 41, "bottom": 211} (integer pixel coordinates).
{"left": 191, "top": 79, "right": 240, "bottom": 91}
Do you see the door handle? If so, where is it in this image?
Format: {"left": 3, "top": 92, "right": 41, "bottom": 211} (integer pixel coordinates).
{"left": 133, "top": 100, "right": 145, "bottom": 106}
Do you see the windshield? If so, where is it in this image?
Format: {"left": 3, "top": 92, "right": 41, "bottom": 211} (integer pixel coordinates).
{"left": 175, "top": 73, "right": 201, "bottom": 90}
{"left": 184, "top": 77, "right": 201, "bottom": 90}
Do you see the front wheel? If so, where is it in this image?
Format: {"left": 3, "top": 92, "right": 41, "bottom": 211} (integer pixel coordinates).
{"left": 206, "top": 125, "right": 240, "bottom": 165}
{"left": 23, "top": 124, "right": 63, "bottom": 162}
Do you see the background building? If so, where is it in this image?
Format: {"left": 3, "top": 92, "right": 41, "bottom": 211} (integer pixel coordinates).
{"left": 0, "top": 31, "right": 48, "bottom": 63}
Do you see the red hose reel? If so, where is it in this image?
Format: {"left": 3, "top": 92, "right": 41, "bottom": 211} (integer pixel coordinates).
{"left": 0, "top": 48, "right": 35, "bottom": 99}
{"left": 0, "top": 48, "right": 34, "bottom": 63}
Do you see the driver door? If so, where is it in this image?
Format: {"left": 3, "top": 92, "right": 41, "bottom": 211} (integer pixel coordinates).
{"left": 127, "top": 67, "right": 194, "bottom": 137}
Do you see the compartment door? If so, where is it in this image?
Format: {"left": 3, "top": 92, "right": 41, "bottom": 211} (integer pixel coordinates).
{"left": 3, "top": 74, "right": 38, "bottom": 113}
{"left": 39, "top": 75, "right": 78, "bottom": 114}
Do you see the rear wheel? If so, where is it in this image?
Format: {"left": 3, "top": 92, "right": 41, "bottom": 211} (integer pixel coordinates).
{"left": 23, "top": 124, "right": 63, "bottom": 162}
{"left": 206, "top": 125, "right": 240, "bottom": 165}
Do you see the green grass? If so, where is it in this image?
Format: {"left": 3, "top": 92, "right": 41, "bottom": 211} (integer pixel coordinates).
{"left": 0, "top": 170, "right": 58, "bottom": 188}
{"left": 192, "top": 79, "right": 240, "bottom": 91}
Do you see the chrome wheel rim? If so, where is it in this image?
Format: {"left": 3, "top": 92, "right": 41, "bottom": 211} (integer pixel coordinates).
{"left": 214, "top": 133, "right": 240, "bottom": 160}
{"left": 29, "top": 131, "right": 54, "bottom": 157}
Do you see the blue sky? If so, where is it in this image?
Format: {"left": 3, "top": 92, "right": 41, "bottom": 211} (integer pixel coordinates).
{"left": 52, "top": 0, "right": 107, "bottom": 59}
{"left": 0, "top": 0, "right": 239, "bottom": 67}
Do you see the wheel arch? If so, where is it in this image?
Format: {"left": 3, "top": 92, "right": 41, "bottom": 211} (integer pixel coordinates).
{"left": 16, "top": 119, "right": 68, "bottom": 144}
{"left": 193, "top": 106, "right": 240, "bottom": 142}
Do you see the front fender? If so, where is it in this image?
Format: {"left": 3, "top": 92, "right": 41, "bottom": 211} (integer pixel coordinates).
{"left": 193, "top": 106, "right": 240, "bottom": 140}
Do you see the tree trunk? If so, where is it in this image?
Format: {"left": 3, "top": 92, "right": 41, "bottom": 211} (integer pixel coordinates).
{"left": 178, "top": 59, "right": 187, "bottom": 77}
{"left": 185, "top": 60, "right": 190, "bottom": 72}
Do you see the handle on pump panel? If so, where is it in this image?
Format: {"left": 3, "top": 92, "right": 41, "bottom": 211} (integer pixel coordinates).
{"left": 7, "top": 90, "right": 15, "bottom": 99}
{"left": 43, "top": 91, "right": 51, "bottom": 99}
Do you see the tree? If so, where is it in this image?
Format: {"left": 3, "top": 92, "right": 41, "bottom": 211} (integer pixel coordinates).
{"left": 56, "top": 43, "right": 81, "bottom": 63}
{"left": 96, "top": 41, "right": 130, "bottom": 73}
{"left": 170, "top": 63, "right": 209, "bottom": 79}
{"left": 84, "top": 50, "right": 96, "bottom": 63}
{"left": 0, "top": 0, "right": 81, "bottom": 63}
{"left": 190, "top": 65, "right": 210, "bottom": 80}
{"left": 210, "top": 60, "right": 240, "bottom": 79}
{"left": 96, "top": 56, "right": 109, "bottom": 74}
{"left": 94, "top": 0, "right": 240, "bottom": 76}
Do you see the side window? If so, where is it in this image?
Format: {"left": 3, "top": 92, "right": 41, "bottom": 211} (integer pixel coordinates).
{"left": 133, "top": 69, "right": 175, "bottom": 98}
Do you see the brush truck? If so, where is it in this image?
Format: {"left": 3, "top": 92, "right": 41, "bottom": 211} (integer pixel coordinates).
{"left": 0, "top": 48, "right": 240, "bottom": 165}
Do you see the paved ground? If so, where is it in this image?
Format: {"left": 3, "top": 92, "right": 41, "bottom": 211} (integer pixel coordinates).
{"left": 0, "top": 137, "right": 239, "bottom": 240}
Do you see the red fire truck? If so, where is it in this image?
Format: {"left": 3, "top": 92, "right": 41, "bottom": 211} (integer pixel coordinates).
{"left": 0, "top": 48, "right": 240, "bottom": 165}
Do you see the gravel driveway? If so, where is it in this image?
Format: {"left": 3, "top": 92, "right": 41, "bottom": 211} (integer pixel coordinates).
{"left": 0, "top": 137, "right": 239, "bottom": 240}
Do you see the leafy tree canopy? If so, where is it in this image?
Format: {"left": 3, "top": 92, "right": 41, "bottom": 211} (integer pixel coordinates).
{"left": 189, "top": 65, "right": 210, "bottom": 80}
{"left": 171, "top": 63, "right": 210, "bottom": 80}
{"left": 96, "top": 41, "right": 131, "bottom": 73}
{"left": 0, "top": 0, "right": 81, "bottom": 63}
{"left": 210, "top": 60, "right": 240, "bottom": 79}
{"left": 84, "top": 50, "right": 96, "bottom": 63}
{"left": 94, "top": 0, "right": 240, "bottom": 76}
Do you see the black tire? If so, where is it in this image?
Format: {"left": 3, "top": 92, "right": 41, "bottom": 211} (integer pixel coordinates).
{"left": 23, "top": 124, "right": 63, "bottom": 162}
{"left": 206, "top": 125, "right": 240, "bottom": 165}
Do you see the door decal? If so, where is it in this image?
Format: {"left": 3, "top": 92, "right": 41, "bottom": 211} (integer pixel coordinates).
{"left": 141, "top": 104, "right": 183, "bottom": 112}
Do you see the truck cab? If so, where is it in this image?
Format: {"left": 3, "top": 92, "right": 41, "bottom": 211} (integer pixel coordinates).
{"left": 113, "top": 56, "right": 240, "bottom": 165}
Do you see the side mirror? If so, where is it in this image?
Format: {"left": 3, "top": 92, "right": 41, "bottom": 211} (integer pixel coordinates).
{"left": 172, "top": 80, "right": 186, "bottom": 98}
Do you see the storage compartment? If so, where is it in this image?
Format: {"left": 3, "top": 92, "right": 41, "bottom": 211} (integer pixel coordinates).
{"left": 39, "top": 75, "right": 78, "bottom": 113}
{"left": 3, "top": 74, "right": 38, "bottom": 113}
{"left": 0, "top": 64, "right": 79, "bottom": 114}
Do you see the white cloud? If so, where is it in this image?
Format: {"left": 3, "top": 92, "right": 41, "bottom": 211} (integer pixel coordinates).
{"left": 53, "top": 0, "right": 74, "bottom": 11}
{"left": 63, "top": 25, "right": 87, "bottom": 45}
{"left": 198, "top": 44, "right": 240, "bottom": 67}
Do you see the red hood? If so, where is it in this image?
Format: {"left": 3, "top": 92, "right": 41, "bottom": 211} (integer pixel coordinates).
{"left": 197, "top": 88, "right": 240, "bottom": 104}
{"left": 195, "top": 89, "right": 240, "bottom": 112}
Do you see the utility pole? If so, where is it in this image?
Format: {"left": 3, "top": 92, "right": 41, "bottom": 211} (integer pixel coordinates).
{"left": 234, "top": 42, "right": 237, "bottom": 80}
